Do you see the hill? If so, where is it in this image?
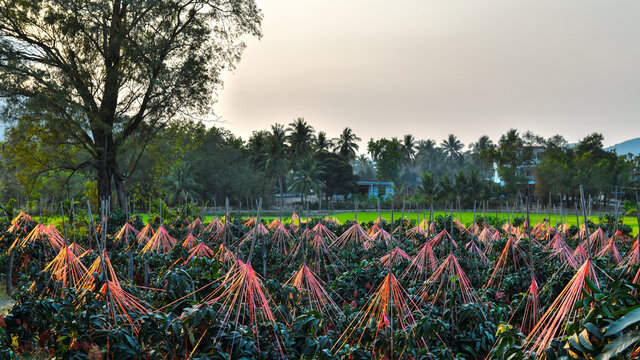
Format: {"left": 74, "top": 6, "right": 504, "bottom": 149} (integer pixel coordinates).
{"left": 606, "top": 137, "right": 640, "bottom": 155}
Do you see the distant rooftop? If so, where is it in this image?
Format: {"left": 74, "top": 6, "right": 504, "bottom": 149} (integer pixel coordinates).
{"left": 356, "top": 181, "right": 394, "bottom": 185}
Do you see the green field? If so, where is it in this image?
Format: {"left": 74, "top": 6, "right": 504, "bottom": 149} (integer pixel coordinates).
{"left": 165, "top": 210, "right": 639, "bottom": 236}
{"left": 27, "top": 210, "right": 639, "bottom": 237}
{"left": 306, "top": 211, "right": 639, "bottom": 236}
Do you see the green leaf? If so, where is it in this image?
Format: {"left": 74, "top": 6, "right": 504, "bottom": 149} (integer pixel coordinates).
{"left": 545, "top": 346, "right": 557, "bottom": 360}
{"left": 583, "top": 323, "right": 603, "bottom": 341}
{"left": 596, "top": 331, "right": 640, "bottom": 360}
{"left": 604, "top": 308, "right": 640, "bottom": 335}
{"left": 578, "top": 329, "right": 594, "bottom": 351}
{"left": 584, "top": 277, "right": 601, "bottom": 294}
{"left": 610, "top": 304, "right": 640, "bottom": 318}
{"left": 568, "top": 333, "right": 586, "bottom": 353}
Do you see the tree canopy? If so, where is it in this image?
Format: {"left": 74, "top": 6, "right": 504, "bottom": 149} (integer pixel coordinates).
{"left": 0, "top": 0, "right": 262, "bottom": 207}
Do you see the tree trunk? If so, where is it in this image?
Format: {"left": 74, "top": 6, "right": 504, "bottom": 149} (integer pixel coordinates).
{"left": 93, "top": 125, "right": 127, "bottom": 210}
{"left": 92, "top": 0, "right": 127, "bottom": 210}
{"left": 112, "top": 164, "right": 127, "bottom": 209}
{"left": 278, "top": 175, "right": 284, "bottom": 209}
{"left": 95, "top": 139, "right": 112, "bottom": 205}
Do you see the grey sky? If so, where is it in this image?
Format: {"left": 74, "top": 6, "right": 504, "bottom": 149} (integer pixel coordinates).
{"left": 213, "top": 0, "right": 640, "bottom": 150}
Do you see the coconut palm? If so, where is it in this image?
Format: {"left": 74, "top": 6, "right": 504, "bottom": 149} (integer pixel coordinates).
{"left": 438, "top": 174, "right": 454, "bottom": 202}
{"left": 166, "top": 164, "right": 200, "bottom": 205}
{"left": 419, "top": 172, "right": 439, "bottom": 203}
{"left": 401, "top": 134, "right": 417, "bottom": 164}
{"left": 440, "top": 134, "right": 464, "bottom": 163}
{"left": 315, "top": 131, "right": 333, "bottom": 152}
{"left": 286, "top": 117, "right": 315, "bottom": 159}
{"left": 470, "top": 135, "right": 494, "bottom": 155}
{"left": 353, "top": 154, "right": 376, "bottom": 181}
{"left": 334, "top": 127, "right": 361, "bottom": 160}
{"left": 417, "top": 139, "right": 436, "bottom": 154}
{"left": 465, "top": 169, "right": 484, "bottom": 201}
{"left": 354, "top": 154, "right": 370, "bottom": 170}
{"left": 469, "top": 135, "right": 495, "bottom": 177}
{"left": 415, "top": 139, "right": 440, "bottom": 173}
{"left": 453, "top": 170, "right": 468, "bottom": 200}
{"left": 247, "top": 130, "right": 270, "bottom": 169}
{"left": 289, "top": 158, "right": 325, "bottom": 203}
{"left": 266, "top": 123, "right": 289, "bottom": 200}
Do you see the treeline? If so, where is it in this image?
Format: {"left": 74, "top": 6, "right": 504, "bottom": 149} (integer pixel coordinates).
{"left": 0, "top": 116, "right": 638, "bottom": 212}
{"left": 0, "top": 118, "right": 358, "bottom": 210}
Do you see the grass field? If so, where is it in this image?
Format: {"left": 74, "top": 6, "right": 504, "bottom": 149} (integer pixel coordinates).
{"left": 288, "top": 211, "right": 638, "bottom": 236}
{"left": 27, "top": 210, "right": 639, "bottom": 237}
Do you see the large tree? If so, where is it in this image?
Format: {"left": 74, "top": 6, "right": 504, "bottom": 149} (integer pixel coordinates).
{"left": 491, "top": 129, "right": 534, "bottom": 197}
{"left": 0, "top": 0, "right": 262, "bottom": 207}
{"left": 315, "top": 152, "right": 357, "bottom": 200}
{"left": 367, "top": 137, "right": 403, "bottom": 182}
{"left": 189, "top": 127, "right": 272, "bottom": 206}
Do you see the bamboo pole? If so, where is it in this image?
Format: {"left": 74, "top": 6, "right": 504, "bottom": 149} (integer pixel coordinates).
{"left": 388, "top": 197, "right": 395, "bottom": 360}
{"left": 449, "top": 202, "right": 454, "bottom": 236}
{"left": 580, "top": 186, "right": 592, "bottom": 258}
{"left": 526, "top": 196, "right": 534, "bottom": 276}
{"left": 224, "top": 197, "right": 229, "bottom": 248}
{"left": 575, "top": 202, "right": 580, "bottom": 233}
{"left": 60, "top": 201, "right": 68, "bottom": 246}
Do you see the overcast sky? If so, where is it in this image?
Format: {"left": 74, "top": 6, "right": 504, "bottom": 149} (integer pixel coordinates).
{"left": 212, "top": 0, "right": 640, "bottom": 150}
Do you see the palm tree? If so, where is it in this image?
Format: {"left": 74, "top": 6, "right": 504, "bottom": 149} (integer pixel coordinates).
{"left": 453, "top": 170, "right": 468, "bottom": 201}
{"left": 353, "top": 154, "right": 376, "bottom": 181}
{"left": 247, "top": 130, "right": 269, "bottom": 169}
{"left": 415, "top": 139, "right": 438, "bottom": 173}
{"left": 440, "top": 134, "right": 464, "bottom": 163}
{"left": 289, "top": 158, "right": 325, "bottom": 203}
{"left": 465, "top": 169, "right": 484, "bottom": 202}
{"left": 315, "top": 131, "right": 333, "bottom": 152}
{"left": 334, "top": 127, "right": 361, "bottom": 160}
{"left": 401, "top": 134, "right": 417, "bottom": 164}
{"left": 438, "top": 174, "right": 454, "bottom": 202}
{"left": 419, "top": 172, "right": 439, "bottom": 204}
{"left": 469, "top": 135, "right": 495, "bottom": 177}
{"left": 470, "top": 135, "right": 494, "bottom": 155}
{"left": 266, "top": 124, "right": 289, "bottom": 201}
{"left": 355, "top": 154, "right": 369, "bottom": 170}
{"left": 166, "top": 164, "right": 200, "bottom": 205}
{"left": 286, "top": 118, "right": 315, "bottom": 160}
{"left": 417, "top": 139, "right": 436, "bottom": 154}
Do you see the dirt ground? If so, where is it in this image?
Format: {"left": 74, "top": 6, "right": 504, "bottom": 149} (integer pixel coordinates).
{"left": 0, "top": 281, "right": 15, "bottom": 314}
